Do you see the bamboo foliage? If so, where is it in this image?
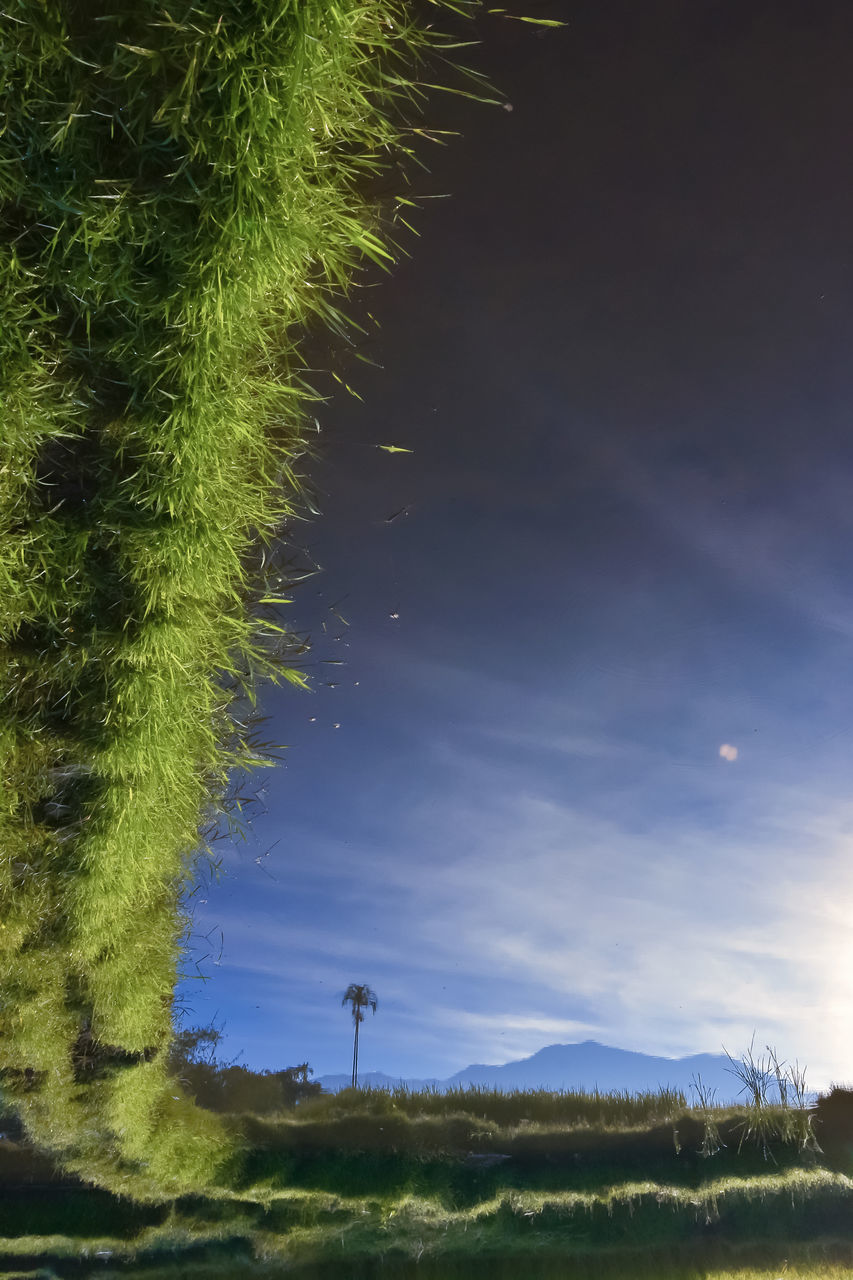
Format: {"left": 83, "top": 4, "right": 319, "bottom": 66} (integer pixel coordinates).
{"left": 0, "top": 0, "right": 491, "bottom": 1198}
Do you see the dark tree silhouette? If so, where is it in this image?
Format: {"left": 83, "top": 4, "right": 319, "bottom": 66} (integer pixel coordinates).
{"left": 166, "top": 1023, "right": 322, "bottom": 1112}
{"left": 341, "top": 984, "right": 378, "bottom": 1088}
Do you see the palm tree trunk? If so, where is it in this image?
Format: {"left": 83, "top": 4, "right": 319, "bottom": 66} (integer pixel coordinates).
{"left": 351, "top": 1017, "right": 360, "bottom": 1088}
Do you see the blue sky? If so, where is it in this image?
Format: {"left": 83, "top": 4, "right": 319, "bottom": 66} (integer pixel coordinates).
{"left": 175, "top": 0, "right": 853, "bottom": 1096}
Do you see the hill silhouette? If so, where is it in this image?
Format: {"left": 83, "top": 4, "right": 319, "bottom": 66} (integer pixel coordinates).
{"left": 315, "top": 1039, "right": 797, "bottom": 1104}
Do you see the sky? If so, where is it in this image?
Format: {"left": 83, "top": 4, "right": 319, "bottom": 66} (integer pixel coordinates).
{"left": 175, "top": 0, "right": 853, "bottom": 1095}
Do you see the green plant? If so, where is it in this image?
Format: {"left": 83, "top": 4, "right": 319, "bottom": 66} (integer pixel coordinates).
{"left": 689, "top": 1073, "right": 727, "bottom": 1159}
{"left": 0, "top": 0, "right": 497, "bottom": 1195}
{"left": 721, "top": 1037, "right": 821, "bottom": 1163}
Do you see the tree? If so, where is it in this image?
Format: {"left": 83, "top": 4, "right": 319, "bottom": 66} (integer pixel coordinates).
{"left": 341, "top": 984, "right": 378, "bottom": 1088}
{"left": 166, "top": 1023, "right": 323, "bottom": 1113}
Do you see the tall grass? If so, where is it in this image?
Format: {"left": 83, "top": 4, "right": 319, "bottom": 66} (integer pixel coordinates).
{"left": 0, "top": 0, "right": 498, "bottom": 1196}
{"left": 309, "top": 1080, "right": 691, "bottom": 1127}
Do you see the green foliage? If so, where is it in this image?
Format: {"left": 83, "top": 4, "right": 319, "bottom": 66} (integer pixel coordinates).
{"left": 166, "top": 1021, "right": 324, "bottom": 1113}
{"left": 0, "top": 0, "right": 493, "bottom": 1197}
{"left": 177, "top": 1061, "right": 324, "bottom": 1115}
{"left": 297, "top": 1079, "right": 692, "bottom": 1129}
{"left": 0, "top": 1078, "right": 850, "bottom": 1273}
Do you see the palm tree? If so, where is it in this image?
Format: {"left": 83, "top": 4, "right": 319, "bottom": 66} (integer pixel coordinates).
{"left": 340, "top": 984, "right": 378, "bottom": 1089}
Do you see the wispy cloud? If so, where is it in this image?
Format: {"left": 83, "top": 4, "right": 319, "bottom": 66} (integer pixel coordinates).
{"left": 192, "top": 682, "right": 853, "bottom": 1090}
{"left": 600, "top": 441, "right": 853, "bottom": 645}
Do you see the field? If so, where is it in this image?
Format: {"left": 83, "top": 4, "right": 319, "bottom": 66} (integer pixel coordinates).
{"left": 1, "top": 1082, "right": 852, "bottom": 1277}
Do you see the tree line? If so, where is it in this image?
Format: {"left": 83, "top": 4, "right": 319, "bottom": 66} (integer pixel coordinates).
{"left": 167, "top": 1024, "right": 324, "bottom": 1114}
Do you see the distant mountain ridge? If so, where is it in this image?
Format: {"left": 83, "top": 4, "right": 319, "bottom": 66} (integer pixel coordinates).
{"left": 315, "top": 1039, "right": 797, "bottom": 1105}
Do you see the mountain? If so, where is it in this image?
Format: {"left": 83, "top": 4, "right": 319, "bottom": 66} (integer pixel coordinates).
{"left": 314, "top": 1040, "right": 785, "bottom": 1105}
{"left": 311, "top": 1070, "right": 444, "bottom": 1095}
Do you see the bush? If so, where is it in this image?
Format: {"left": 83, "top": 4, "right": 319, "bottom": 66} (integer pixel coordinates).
{"left": 168, "top": 1023, "right": 323, "bottom": 1114}
{"left": 813, "top": 1086, "right": 853, "bottom": 1170}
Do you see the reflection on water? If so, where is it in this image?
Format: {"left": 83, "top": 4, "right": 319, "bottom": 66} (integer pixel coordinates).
{"left": 2, "top": 1241, "right": 853, "bottom": 1280}
{"left": 4, "top": 3, "right": 853, "bottom": 1278}
{"left": 1, "top": 1086, "right": 852, "bottom": 1280}
{"left": 0, "top": 0, "right": 441, "bottom": 1208}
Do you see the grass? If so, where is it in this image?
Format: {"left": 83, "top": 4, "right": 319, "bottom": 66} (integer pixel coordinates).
{"left": 0, "top": 1264, "right": 852, "bottom": 1280}
{"left": 1, "top": 18, "right": 848, "bottom": 1280}
{"left": 0, "top": 0, "right": 501, "bottom": 1197}
{"left": 0, "top": 1079, "right": 851, "bottom": 1274}
{"left": 297, "top": 1079, "right": 696, "bottom": 1127}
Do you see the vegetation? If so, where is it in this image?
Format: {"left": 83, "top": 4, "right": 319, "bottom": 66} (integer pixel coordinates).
{"left": 1, "top": 7, "right": 848, "bottom": 1278}
{"left": 0, "top": 1074, "right": 851, "bottom": 1276}
{"left": 340, "top": 982, "right": 379, "bottom": 1089}
{"left": 165, "top": 1022, "right": 325, "bottom": 1114}
{"left": 0, "top": 0, "right": 499, "bottom": 1198}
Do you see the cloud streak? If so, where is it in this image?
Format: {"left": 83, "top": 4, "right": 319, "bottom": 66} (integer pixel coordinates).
{"left": 189, "top": 663, "right": 853, "bottom": 1091}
